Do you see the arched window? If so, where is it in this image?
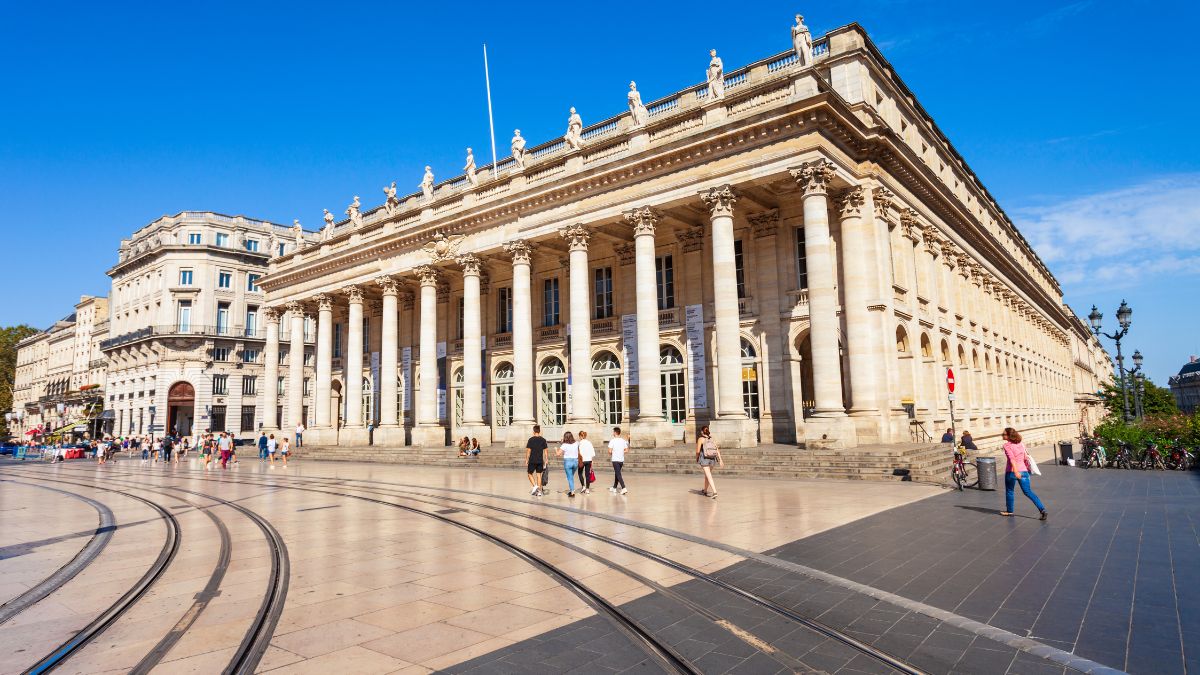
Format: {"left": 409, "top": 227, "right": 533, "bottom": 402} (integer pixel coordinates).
{"left": 361, "top": 375, "right": 374, "bottom": 427}
{"left": 592, "top": 351, "right": 623, "bottom": 425}
{"left": 492, "top": 362, "right": 514, "bottom": 427}
{"left": 896, "top": 326, "right": 909, "bottom": 354}
{"left": 741, "top": 338, "right": 760, "bottom": 420}
{"left": 957, "top": 345, "right": 967, "bottom": 366}
{"left": 920, "top": 333, "right": 933, "bottom": 358}
{"left": 659, "top": 346, "right": 686, "bottom": 423}
{"left": 538, "top": 357, "right": 567, "bottom": 427}
{"left": 940, "top": 340, "right": 951, "bottom": 363}
{"left": 452, "top": 367, "right": 465, "bottom": 427}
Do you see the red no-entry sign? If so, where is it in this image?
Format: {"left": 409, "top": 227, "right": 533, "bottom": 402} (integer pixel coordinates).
{"left": 946, "top": 368, "right": 956, "bottom": 393}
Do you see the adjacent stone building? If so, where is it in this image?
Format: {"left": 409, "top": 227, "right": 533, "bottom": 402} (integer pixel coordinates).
{"left": 259, "top": 21, "right": 1087, "bottom": 451}
{"left": 1066, "top": 310, "right": 1113, "bottom": 434}
{"left": 1169, "top": 357, "right": 1200, "bottom": 415}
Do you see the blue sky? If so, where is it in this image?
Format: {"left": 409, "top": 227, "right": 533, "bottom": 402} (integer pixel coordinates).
{"left": 1, "top": 0, "right": 1197, "bottom": 385}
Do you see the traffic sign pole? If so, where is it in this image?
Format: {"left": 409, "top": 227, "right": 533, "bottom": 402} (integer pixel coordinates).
{"left": 946, "top": 368, "right": 957, "bottom": 444}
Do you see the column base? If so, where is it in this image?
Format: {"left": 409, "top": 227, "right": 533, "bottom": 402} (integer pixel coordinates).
{"left": 804, "top": 415, "right": 859, "bottom": 449}
{"left": 848, "top": 409, "right": 885, "bottom": 445}
{"left": 708, "top": 418, "right": 759, "bottom": 448}
{"left": 565, "top": 417, "right": 599, "bottom": 446}
{"left": 458, "top": 423, "right": 492, "bottom": 446}
{"left": 304, "top": 427, "right": 338, "bottom": 446}
{"left": 629, "top": 418, "right": 676, "bottom": 448}
{"left": 339, "top": 426, "right": 371, "bottom": 447}
{"left": 411, "top": 424, "right": 449, "bottom": 448}
{"left": 503, "top": 422, "right": 537, "bottom": 448}
{"left": 374, "top": 425, "right": 407, "bottom": 447}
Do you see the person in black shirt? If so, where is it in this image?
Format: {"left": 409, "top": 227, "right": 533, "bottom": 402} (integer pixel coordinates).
{"left": 525, "top": 425, "right": 548, "bottom": 497}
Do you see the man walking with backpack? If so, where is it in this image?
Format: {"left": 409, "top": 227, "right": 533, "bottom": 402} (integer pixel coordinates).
{"left": 525, "top": 425, "right": 548, "bottom": 497}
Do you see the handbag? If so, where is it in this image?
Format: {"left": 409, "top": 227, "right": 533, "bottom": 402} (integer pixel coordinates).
{"left": 588, "top": 469, "right": 596, "bottom": 483}
{"left": 1026, "top": 455, "right": 1041, "bottom": 476}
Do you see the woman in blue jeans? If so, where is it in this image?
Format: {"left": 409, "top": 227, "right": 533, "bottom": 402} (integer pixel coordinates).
{"left": 556, "top": 431, "right": 580, "bottom": 499}
{"left": 1000, "top": 427, "right": 1047, "bottom": 520}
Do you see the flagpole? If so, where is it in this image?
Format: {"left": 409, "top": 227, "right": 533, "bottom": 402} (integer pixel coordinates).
{"left": 483, "top": 43, "right": 499, "bottom": 179}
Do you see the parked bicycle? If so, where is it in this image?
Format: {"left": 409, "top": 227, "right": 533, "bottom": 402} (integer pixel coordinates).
{"left": 1110, "top": 441, "right": 1134, "bottom": 470}
{"left": 1079, "top": 437, "right": 1106, "bottom": 469}
{"left": 1135, "top": 441, "right": 1166, "bottom": 471}
{"left": 1164, "top": 441, "right": 1192, "bottom": 471}
{"left": 951, "top": 446, "right": 978, "bottom": 490}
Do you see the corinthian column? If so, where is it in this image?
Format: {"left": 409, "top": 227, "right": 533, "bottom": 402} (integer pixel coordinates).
{"left": 624, "top": 207, "right": 673, "bottom": 447}
{"left": 262, "top": 308, "right": 281, "bottom": 432}
{"left": 376, "top": 276, "right": 401, "bottom": 444}
{"left": 836, "top": 187, "right": 881, "bottom": 421}
{"left": 412, "top": 265, "right": 446, "bottom": 446}
{"left": 314, "top": 294, "right": 333, "bottom": 434}
{"left": 561, "top": 224, "right": 595, "bottom": 430}
{"left": 790, "top": 160, "right": 855, "bottom": 447}
{"left": 458, "top": 254, "right": 490, "bottom": 443}
{"left": 342, "top": 286, "right": 367, "bottom": 445}
{"left": 286, "top": 302, "right": 305, "bottom": 430}
{"left": 503, "top": 241, "right": 536, "bottom": 446}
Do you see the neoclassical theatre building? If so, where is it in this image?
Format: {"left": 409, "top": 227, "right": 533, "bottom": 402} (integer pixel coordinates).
{"left": 260, "top": 21, "right": 1083, "bottom": 450}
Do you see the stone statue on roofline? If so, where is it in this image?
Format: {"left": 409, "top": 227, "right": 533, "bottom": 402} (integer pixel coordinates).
{"left": 419, "top": 166, "right": 435, "bottom": 200}
{"left": 267, "top": 230, "right": 279, "bottom": 255}
{"left": 792, "top": 14, "right": 812, "bottom": 66}
{"left": 628, "top": 81, "right": 649, "bottom": 127}
{"left": 707, "top": 49, "right": 725, "bottom": 100}
{"left": 346, "top": 195, "right": 362, "bottom": 227}
{"left": 464, "top": 147, "right": 478, "bottom": 186}
{"left": 292, "top": 220, "right": 304, "bottom": 247}
{"left": 382, "top": 181, "right": 400, "bottom": 215}
{"left": 564, "top": 106, "right": 584, "bottom": 150}
{"left": 511, "top": 129, "right": 527, "bottom": 169}
{"left": 322, "top": 209, "right": 334, "bottom": 240}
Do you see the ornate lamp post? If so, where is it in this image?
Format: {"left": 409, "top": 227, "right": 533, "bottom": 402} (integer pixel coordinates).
{"left": 1130, "top": 350, "right": 1144, "bottom": 420}
{"left": 1089, "top": 300, "right": 1133, "bottom": 422}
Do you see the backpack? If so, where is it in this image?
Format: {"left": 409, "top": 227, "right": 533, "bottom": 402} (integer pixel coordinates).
{"left": 703, "top": 438, "right": 719, "bottom": 459}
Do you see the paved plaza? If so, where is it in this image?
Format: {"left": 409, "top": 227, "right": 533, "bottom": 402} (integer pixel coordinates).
{"left": 0, "top": 449, "right": 1196, "bottom": 674}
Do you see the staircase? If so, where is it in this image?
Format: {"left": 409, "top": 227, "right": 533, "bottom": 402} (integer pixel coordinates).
{"left": 297, "top": 441, "right": 954, "bottom": 484}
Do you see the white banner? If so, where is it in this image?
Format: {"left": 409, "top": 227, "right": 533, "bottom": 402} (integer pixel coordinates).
{"left": 685, "top": 304, "right": 708, "bottom": 409}
{"left": 621, "top": 314, "right": 639, "bottom": 386}
{"left": 436, "top": 341, "right": 447, "bottom": 421}
{"left": 401, "top": 347, "right": 412, "bottom": 412}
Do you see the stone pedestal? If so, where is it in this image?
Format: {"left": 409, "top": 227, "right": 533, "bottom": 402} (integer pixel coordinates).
{"left": 412, "top": 424, "right": 448, "bottom": 448}
{"left": 304, "top": 427, "right": 337, "bottom": 446}
{"left": 504, "top": 422, "right": 537, "bottom": 448}
{"left": 708, "top": 418, "right": 758, "bottom": 448}
{"left": 804, "top": 415, "right": 859, "bottom": 449}
{"left": 630, "top": 419, "right": 675, "bottom": 448}
{"left": 373, "top": 425, "right": 407, "bottom": 447}
{"left": 339, "top": 427, "right": 371, "bottom": 447}
{"left": 458, "top": 423, "right": 492, "bottom": 446}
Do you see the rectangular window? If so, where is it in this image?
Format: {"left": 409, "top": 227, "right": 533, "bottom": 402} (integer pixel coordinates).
{"left": 734, "top": 239, "right": 746, "bottom": 299}
{"left": 177, "top": 300, "right": 192, "bottom": 331}
{"left": 239, "top": 405, "right": 256, "bottom": 432}
{"left": 242, "top": 376, "right": 257, "bottom": 396}
{"left": 277, "top": 243, "right": 286, "bottom": 257}
{"left": 795, "top": 228, "right": 808, "bottom": 289}
{"left": 277, "top": 377, "right": 285, "bottom": 396}
{"left": 179, "top": 269, "right": 193, "bottom": 286}
{"left": 210, "top": 405, "right": 227, "bottom": 432}
{"left": 497, "top": 288, "right": 513, "bottom": 333}
{"left": 213, "top": 347, "right": 230, "bottom": 362}
{"left": 593, "top": 267, "right": 613, "bottom": 319}
{"left": 216, "top": 302, "right": 230, "bottom": 335}
{"left": 303, "top": 350, "right": 313, "bottom": 366}
{"left": 247, "top": 274, "right": 261, "bottom": 292}
{"left": 333, "top": 323, "right": 342, "bottom": 358}
{"left": 212, "top": 374, "right": 228, "bottom": 396}
{"left": 245, "top": 238, "right": 259, "bottom": 252}
{"left": 218, "top": 271, "right": 232, "bottom": 288}
{"left": 278, "top": 350, "right": 287, "bottom": 364}
{"left": 542, "top": 278, "right": 560, "bottom": 327}
{"left": 187, "top": 232, "right": 202, "bottom": 245}
{"left": 245, "top": 307, "right": 258, "bottom": 337}
{"left": 242, "top": 349, "right": 258, "bottom": 363}
{"left": 655, "top": 255, "right": 675, "bottom": 310}
{"left": 215, "top": 232, "right": 229, "bottom": 248}
{"left": 456, "top": 298, "right": 465, "bottom": 340}
{"left": 303, "top": 377, "right": 312, "bottom": 396}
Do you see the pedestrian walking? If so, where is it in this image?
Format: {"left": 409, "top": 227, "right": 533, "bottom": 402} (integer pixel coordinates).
{"left": 695, "top": 426, "right": 724, "bottom": 498}
{"left": 218, "top": 432, "right": 233, "bottom": 469}
{"left": 258, "top": 431, "right": 268, "bottom": 461}
{"left": 608, "top": 427, "right": 628, "bottom": 495}
{"left": 556, "top": 431, "right": 580, "bottom": 498}
{"left": 999, "top": 427, "right": 1047, "bottom": 520}
{"left": 525, "top": 425, "right": 548, "bottom": 497}
{"left": 295, "top": 422, "right": 305, "bottom": 448}
{"left": 279, "top": 436, "right": 290, "bottom": 467}
{"left": 577, "top": 431, "right": 595, "bottom": 494}
{"left": 267, "top": 434, "right": 277, "bottom": 467}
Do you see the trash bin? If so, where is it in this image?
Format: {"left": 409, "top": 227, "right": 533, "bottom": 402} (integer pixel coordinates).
{"left": 976, "top": 456, "right": 998, "bottom": 491}
{"left": 1058, "top": 441, "right": 1073, "bottom": 466}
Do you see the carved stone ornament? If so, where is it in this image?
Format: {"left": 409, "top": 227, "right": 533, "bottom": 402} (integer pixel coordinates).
{"left": 836, "top": 187, "right": 867, "bottom": 219}
{"left": 624, "top": 206, "right": 660, "bottom": 237}
{"left": 346, "top": 196, "right": 363, "bottom": 227}
{"left": 614, "top": 242, "right": 636, "bottom": 266}
{"left": 921, "top": 226, "right": 941, "bottom": 255}
{"left": 263, "top": 307, "right": 280, "bottom": 324}
{"left": 436, "top": 281, "right": 450, "bottom": 303}
{"left": 421, "top": 230, "right": 467, "bottom": 263}
{"left": 789, "top": 159, "right": 837, "bottom": 196}
{"left": 456, "top": 253, "right": 483, "bottom": 276}
{"left": 414, "top": 264, "right": 441, "bottom": 286}
{"left": 748, "top": 209, "right": 779, "bottom": 238}
{"left": 314, "top": 294, "right": 333, "bottom": 312}
{"left": 699, "top": 185, "right": 737, "bottom": 218}
{"left": 940, "top": 241, "right": 958, "bottom": 265}
{"left": 957, "top": 254, "right": 973, "bottom": 277}
{"left": 872, "top": 187, "right": 896, "bottom": 215}
{"left": 503, "top": 240, "right": 533, "bottom": 265}
{"left": 678, "top": 226, "right": 705, "bottom": 252}
{"left": 382, "top": 181, "right": 400, "bottom": 216}
{"left": 376, "top": 275, "right": 401, "bottom": 295}
{"left": 400, "top": 291, "right": 415, "bottom": 311}
{"left": 559, "top": 223, "right": 591, "bottom": 251}
{"left": 900, "top": 208, "right": 922, "bottom": 241}
{"left": 285, "top": 301, "right": 306, "bottom": 318}
{"left": 343, "top": 286, "right": 365, "bottom": 304}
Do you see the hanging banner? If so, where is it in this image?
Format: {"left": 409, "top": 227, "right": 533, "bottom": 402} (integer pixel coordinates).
{"left": 565, "top": 323, "right": 572, "bottom": 415}
{"left": 480, "top": 336, "right": 488, "bottom": 415}
{"left": 436, "top": 341, "right": 447, "bottom": 421}
{"left": 370, "top": 351, "right": 381, "bottom": 425}
{"left": 685, "top": 304, "right": 708, "bottom": 409}
{"left": 621, "top": 314, "right": 639, "bottom": 385}
{"left": 401, "top": 347, "right": 412, "bottom": 412}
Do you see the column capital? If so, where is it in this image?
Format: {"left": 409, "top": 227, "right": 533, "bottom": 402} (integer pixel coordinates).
{"left": 940, "top": 241, "right": 958, "bottom": 266}
{"left": 414, "top": 264, "right": 441, "bottom": 286}
{"left": 836, "top": 186, "right": 867, "bottom": 219}
{"left": 699, "top": 185, "right": 737, "bottom": 218}
{"left": 559, "top": 223, "right": 591, "bottom": 251}
{"left": 503, "top": 240, "right": 534, "bottom": 265}
{"left": 376, "top": 275, "right": 401, "bottom": 296}
{"left": 789, "top": 159, "right": 837, "bottom": 196}
{"left": 343, "top": 285, "right": 365, "bottom": 304}
{"left": 872, "top": 187, "right": 897, "bottom": 215}
{"left": 748, "top": 209, "right": 779, "bottom": 238}
{"left": 285, "top": 301, "right": 306, "bottom": 318}
{"left": 263, "top": 307, "right": 281, "bottom": 324}
{"left": 956, "top": 254, "right": 973, "bottom": 277}
{"left": 314, "top": 293, "right": 333, "bottom": 311}
{"left": 614, "top": 242, "right": 636, "bottom": 266}
{"left": 624, "top": 206, "right": 660, "bottom": 237}
{"left": 456, "top": 253, "right": 484, "bottom": 276}
{"left": 678, "top": 225, "right": 705, "bottom": 252}
{"left": 900, "top": 208, "right": 922, "bottom": 241}
{"left": 921, "top": 226, "right": 942, "bottom": 255}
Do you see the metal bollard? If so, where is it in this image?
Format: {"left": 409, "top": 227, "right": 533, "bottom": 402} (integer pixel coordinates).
{"left": 976, "top": 456, "right": 998, "bottom": 491}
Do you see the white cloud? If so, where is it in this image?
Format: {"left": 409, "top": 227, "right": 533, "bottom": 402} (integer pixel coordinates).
{"left": 1015, "top": 174, "right": 1200, "bottom": 291}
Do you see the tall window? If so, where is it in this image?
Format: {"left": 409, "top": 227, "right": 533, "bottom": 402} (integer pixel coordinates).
{"left": 216, "top": 302, "right": 230, "bottom": 335}
{"left": 218, "top": 271, "right": 232, "bottom": 289}
{"left": 456, "top": 298, "right": 465, "bottom": 340}
{"left": 247, "top": 274, "right": 261, "bottom": 292}
{"left": 303, "top": 377, "right": 311, "bottom": 396}
{"left": 734, "top": 239, "right": 746, "bottom": 299}
{"left": 656, "top": 255, "right": 674, "bottom": 310}
{"left": 213, "top": 374, "right": 229, "bottom": 396}
{"left": 210, "top": 405, "right": 227, "bottom": 432}
{"left": 497, "top": 288, "right": 513, "bottom": 333}
{"left": 177, "top": 300, "right": 192, "bottom": 331}
{"left": 277, "top": 376, "right": 285, "bottom": 396}
{"left": 215, "top": 232, "right": 229, "bottom": 248}
{"left": 241, "top": 376, "right": 257, "bottom": 396}
{"left": 245, "top": 307, "right": 258, "bottom": 337}
{"left": 660, "top": 346, "right": 686, "bottom": 423}
{"left": 361, "top": 376, "right": 374, "bottom": 426}
{"left": 242, "top": 349, "right": 258, "bottom": 363}
{"left": 592, "top": 351, "right": 623, "bottom": 425}
{"left": 593, "top": 267, "right": 613, "bottom": 319}
{"left": 333, "top": 323, "right": 342, "bottom": 357}
{"left": 543, "top": 278, "right": 560, "bottom": 327}
{"left": 277, "top": 242, "right": 286, "bottom": 257}
{"left": 493, "top": 362, "right": 514, "bottom": 426}
{"left": 452, "top": 368, "right": 465, "bottom": 427}
{"left": 179, "top": 269, "right": 193, "bottom": 286}
{"left": 795, "top": 228, "right": 808, "bottom": 289}
{"left": 239, "top": 405, "right": 256, "bottom": 432}
{"left": 245, "top": 238, "right": 259, "bottom": 252}
{"left": 538, "top": 358, "right": 567, "bottom": 426}
{"left": 741, "top": 338, "right": 760, "bottom": 419}
{"left": 187, "top": 232, "right": 202, "bottom": 245}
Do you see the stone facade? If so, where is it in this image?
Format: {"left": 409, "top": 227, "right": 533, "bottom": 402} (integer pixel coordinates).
{"left": 1169, "top": 357, "right": 1200, "bottom": 415}
{"left": 1066, "top": 311, "right": 1113, "bottom": 434}
{"left": 259, "top": 22, "right": 1091, "bottom": 451}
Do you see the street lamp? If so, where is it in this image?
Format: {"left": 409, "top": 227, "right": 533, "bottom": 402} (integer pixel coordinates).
{"left": 1089, "top": 300, "right": 1134, "bottom": 422}
{"left": 1130, "top": 349, "right": 1144, "bottom": 420}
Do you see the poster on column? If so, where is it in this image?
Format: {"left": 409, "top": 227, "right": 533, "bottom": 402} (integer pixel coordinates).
{"left": 564, "top": 324, "right": 572, "bottom": 416}
{"left": 401, "top": 347, "right": 412, "bottom": 413}
{"left": 436, "top": 341, "right": 447, "bottom": 421}
{"left": 480, "top": 336, "right": 488, "bottom": 415}
{"left": 620, "top": 315, "right": 638, "bottom": 385}
{"left": 370, "top": 352, "right": 381, "bottom": 425}
{"left": 685, "top": 304, "right": 708, "bottom": 409}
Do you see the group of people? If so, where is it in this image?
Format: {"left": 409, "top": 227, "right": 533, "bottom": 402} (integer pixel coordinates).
{"left": 456, "top": 437, "right": 481, "bottom": 457}
{"left": 522, "top": 424, "right": 725, "bottom": 499}
{"left": 255, "top": 431, "right": 290, "bottom": 467}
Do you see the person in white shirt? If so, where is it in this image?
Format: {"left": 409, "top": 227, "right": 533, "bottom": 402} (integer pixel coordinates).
{"left": 295, "top": 423, "right": 305, "bottom": 448}
{"left": 607, "top": 427, "right": 629, "bottom": 495}
{"left": 577, "top": 431, "right": 596, "bottom": 494}
{"left": 267, "top": 434, "right": 277, "bottom": 467}
{"left": 556, "top": 432, "right": 580, "bottom": 498}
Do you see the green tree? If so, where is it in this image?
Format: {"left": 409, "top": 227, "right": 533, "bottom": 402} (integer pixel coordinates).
{"left": 1098, "top": 376, "right": 1177, "bottom": 419}
{"left": 0, "top": 324, "right": 40, "bottom": 439}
